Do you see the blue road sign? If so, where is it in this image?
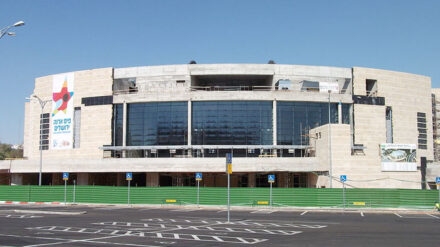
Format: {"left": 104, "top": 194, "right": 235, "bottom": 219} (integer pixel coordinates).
{"left": 196, "top": 173, "right": 202, "bottom": 181}
{"left": 226, "top": 153, "right": 232, "bottom": 164}
{"left": 126, "top": 172, "right": 133, "bottom": 181}
{"left": 340, "top": 175, "right": 347, "bottom": 183}
{"left": 268, "top": 174, "right": 275, "bottom": 183}
{"left": 62, "top": 172, "right": 69, "bottom": 180}
{"left": 436, "top": 177, "right": 440, "bottom": 185}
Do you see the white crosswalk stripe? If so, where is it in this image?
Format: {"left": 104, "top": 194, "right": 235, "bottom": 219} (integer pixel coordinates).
{"left": 141, "top": 218, "right": 327, "bottom": 228}
{"left": 27, "top": 226, "right": 268, "bottom": 244}
{"left": 93, "top": 221, "right": 303, "bottom": 235}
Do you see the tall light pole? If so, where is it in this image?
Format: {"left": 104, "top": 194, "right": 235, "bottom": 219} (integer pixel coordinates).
{"left": 32, "top": 95, "right": 51, "bottom": 186}
{"left": 0, "top": 21, "right": 25, "bottom": 39}
{"left": 328, "top": 90, "right": 333, "bottom": 188}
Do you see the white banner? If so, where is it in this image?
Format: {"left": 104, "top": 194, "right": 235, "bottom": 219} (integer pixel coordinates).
{"left": 319, "top": 82, "right": 339, "bottom": 93}
{"left": 380, "top": 144, "right": 417, "bottom": 171}
{"left": 51, "top": 73, "right": 74, "bottom": 149}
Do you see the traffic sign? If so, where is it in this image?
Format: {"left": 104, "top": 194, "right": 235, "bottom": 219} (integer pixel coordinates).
{"left": 227, "top": 164, "right": 232, "bottom": 174}
{"left": 196, "top": 173, "right": 202, "bottom": 181}
{"left": 226, "top": 153, "right": 232, "bottom": 174}
{"left": 268, "top": 174, "right": 275, "bottom": 183}
{"left": 436, "top": 177, "right": 440, "bottom": 185}
{"left": 126, "top": 172, "right": 133, "bottom": 181}
{"left": 226, "top": 153, "right": 232, "bottom": 164}
{"left": 62, "top": 172, "right": 69, "bottom": 181}
{"left": 340, "top": 175, "right": 347, "bottom": 183}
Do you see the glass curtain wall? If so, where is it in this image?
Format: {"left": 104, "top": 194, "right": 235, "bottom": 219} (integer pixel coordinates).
{"left": 277, "top": 101, "right": 350, "bottom": 145}
{"left": 112, "top": 104, "right": 124, "bottom": 146}
{"left": 192, "top": 101, "right": 273, "bottom": 145}
{"left": 126, "top": 102, "right": 187, "bottom": 146}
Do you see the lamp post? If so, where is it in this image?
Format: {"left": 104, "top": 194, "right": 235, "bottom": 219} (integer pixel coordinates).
{"left": 0, "top": 21, "right": 25, "bottom": 39}
{"left": 32, "top": 95, "right": 51, "bottom": 186}
{"left": 328, "top": 90, "right": 333, "bottom": 188}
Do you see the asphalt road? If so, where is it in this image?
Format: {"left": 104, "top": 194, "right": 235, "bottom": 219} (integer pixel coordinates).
{"left": 0, "top": 204, "right": 439, "bottom": 247}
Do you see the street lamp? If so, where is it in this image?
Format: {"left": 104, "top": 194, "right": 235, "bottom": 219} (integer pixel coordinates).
{"left": 328, "top": 90, "right": 333, "bottom": 188}
{"left": 0, "top": 21, "right": 25, "bottom": 39}
{"left": 30, "top": 95, "right": 51, "bottom": 186}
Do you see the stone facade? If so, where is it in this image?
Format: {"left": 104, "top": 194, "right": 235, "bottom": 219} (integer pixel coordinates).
{"left": 0, "top": 64, "right": 433, "bottom": 188}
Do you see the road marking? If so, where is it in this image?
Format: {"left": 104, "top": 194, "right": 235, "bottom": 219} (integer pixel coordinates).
{"left": 0, "top": 214, "right": 42, "bottom": 218}
{"left": 427, "top": 214, "right": 440, "bottom": 219}
{"left": 300, "top": 211, "right": 308, "bottom": 216}
{"left": 94, "top": 207, "right": 126, "bottom": 210}
{"left": 27, "top": 226, "right": 268, "bottom": 244}
{"left": 0, "top": 233, "right": 160, "bottom": 247}
{"left": 93, "top": 221, "right": 302, "bottom": 235}
{"left": 394, "top": 213, "right": 402, "bottom": 218}
{"left": 250, "top": 210, "right": 276, "bottom": 214}
{"left": 141, "top": 219, "right": 327, "bottom": 229}
{"left": 360, "top": 212, "right": 364, "bottom": 217}
{"left": 170, "top": 209, "right": 199, "bottom": 212}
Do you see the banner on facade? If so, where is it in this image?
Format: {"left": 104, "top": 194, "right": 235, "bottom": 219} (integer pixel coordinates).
{"left": 51, "top": 73, "right": 74, "bottom": 149}
{"left": 380, "top": 144, "right": 417, "bottom": 171}
{"left": 319, "top": 82, "right": 339, "bottom": 93}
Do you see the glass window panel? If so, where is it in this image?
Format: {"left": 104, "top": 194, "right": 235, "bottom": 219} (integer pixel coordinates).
{"left": 277, "top": 102, "right": 350, "bottom": 145}
{"left": 192, "top": 101, "right": 273, "bottom": 145}
{"left": 125, "top": 102, "right": 187, "bottom": 146}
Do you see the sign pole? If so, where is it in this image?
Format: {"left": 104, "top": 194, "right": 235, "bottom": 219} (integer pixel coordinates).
{"left": 64, "top": 180, "right": 67, "bottom": 205}
{"left": 197, "top": 180, "right": 200, "bottom": 207}
{"left": 437, "top": 177, "right": 440, "bottom": 205}
{"left": 128, "top": 180, "right": 131, "bottom": 205}
{"left": 226, "top": 153, "right": 232, "bottom": 223}
{"left": 73, "top": 180, "right": 76, "bottom": 204}
{"left": 340, "top": 175, "right": 346, "bottom": 211}
{"left": 126, "top": 172, "right": 132, "bottom": 205}
{"left": 270, "top": 182, "right": 273, "bottom": 208}
{"left": 343, "top": 181, "right": 346, "bottom": 211}
{"left": 227, "top": 172, "right": 230, "bottom": 223}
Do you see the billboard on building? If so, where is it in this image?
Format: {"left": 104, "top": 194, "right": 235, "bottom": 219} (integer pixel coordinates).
{"left": 380, "top": 144, "right": 417, "bottom": 171}
{"left": 319, "top": 82, "right": 339, "bottom": 93}
{"left": 51, "top": 73, "right": 74, "bottom": 149}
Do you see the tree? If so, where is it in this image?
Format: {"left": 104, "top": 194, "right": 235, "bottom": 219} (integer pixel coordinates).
{"left": 0, "top": 142, "right": 23, "bottom": 160}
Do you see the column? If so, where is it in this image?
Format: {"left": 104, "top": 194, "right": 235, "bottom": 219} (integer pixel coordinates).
{"left": 248, "top": 173, "right": 256, "bottom": 188}
{"left": 338, "top": 101, "right": 342, "bottom": 124}
{"left": 52, "top": 173, "right": 62, "bottom": 185}
{"left": 273, "top": 100, "right": 277, "bottom": 145}
{"left": 11, "top": 174, "right": 23, "bottom": 185}
{"left": 187, "top": 100, "right": 192, "bottom": 146}
{"left": 116, "top": 173, "right": 124, "bottom": 186}
{"left": 77, "top": 173, "right": 89, "bottom": 185}
{"left": 146, "top": 172, "right": 159, "bottom": 187}
{"left": 122, "top": 101, "right": 127, "bottom": 158}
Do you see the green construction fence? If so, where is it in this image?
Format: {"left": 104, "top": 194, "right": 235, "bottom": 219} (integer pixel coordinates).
{"left": 0, "top": 185, "right": 437, "bottom": 209}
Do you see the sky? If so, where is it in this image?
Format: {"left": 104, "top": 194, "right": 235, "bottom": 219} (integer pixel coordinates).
{"left": 0, "top": 0, "right": 439, "bottom": 144}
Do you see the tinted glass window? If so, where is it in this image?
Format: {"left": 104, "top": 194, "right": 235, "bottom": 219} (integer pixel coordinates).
{"left": 277, "top": 102, "right": 349, "bottom": 145}
{"left": 112, "top": 104, "right": 123, "bottom": 146}
{"left": 192, "top": 101, "right": 273, "bottom": 145}
{"left": 127, "top": 102, "right": 187, "bottom": 146}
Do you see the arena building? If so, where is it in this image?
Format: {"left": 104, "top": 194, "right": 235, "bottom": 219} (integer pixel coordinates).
{"left": 0, "top": 63, "right": 437, "bottom": 188}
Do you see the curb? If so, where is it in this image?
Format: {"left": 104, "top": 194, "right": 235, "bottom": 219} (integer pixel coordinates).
{"left": 0, "top": 201, "right": 61, "bottom": 205}
{"left": 14, "top": 209, "right": 86, "bottom": 215}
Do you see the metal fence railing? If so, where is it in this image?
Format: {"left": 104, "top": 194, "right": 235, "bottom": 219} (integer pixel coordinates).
{"left": 0, "top": 186, "right": 437, "bottom": 209}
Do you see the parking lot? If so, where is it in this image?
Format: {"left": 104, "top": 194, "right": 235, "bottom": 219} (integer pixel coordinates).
{"left": 0, "top": 204, "right": 439, "bottom": 246}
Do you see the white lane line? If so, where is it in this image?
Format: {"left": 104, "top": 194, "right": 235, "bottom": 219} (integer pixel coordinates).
{"left": 170, "top": 209, "right": 199, "bottom": 212}
{"left": 23, "top": 235, "right": 129, "bottom": 247}
{"left": 4, "top": 232, "right": 158, "bottom": 247}
{"left": 360, "top": 212, "right": 364, "bottom": 217}
{"left": 427, "top": 214, "right": 440, "bottom": 219}
{"left": 300, "top": 211, "right": 308, "bottom": 216}
{"left": 394, "top": 213, "right": 402, "bottom": 218}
